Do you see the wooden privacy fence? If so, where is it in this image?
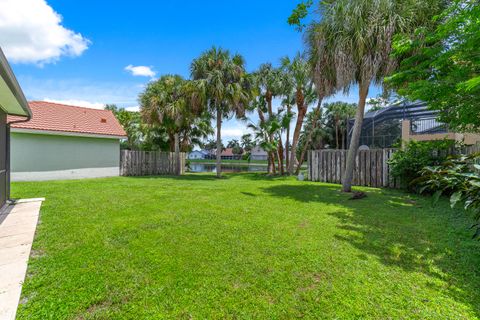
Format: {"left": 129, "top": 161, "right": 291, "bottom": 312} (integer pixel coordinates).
{"left": 308, "top": 149, "right": 400, "bottom": 188}
{"left": 120, "top": 150, "right": 186, "bottom": 176}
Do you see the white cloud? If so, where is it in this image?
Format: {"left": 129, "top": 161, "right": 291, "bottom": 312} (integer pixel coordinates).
{"left": 0, "top": 0, "right": 90, "bottom": 64}
{"left": 125, "top": 106, "right": 140, "bottom": 112}
{"left": 221, "top": 128, "right": 245, "bottom": 138}
{"left": 125, "top": 65, "right": 156, "bottom": 78}
{"left": 42, "top": 98, "right": 105, "bottom": 109}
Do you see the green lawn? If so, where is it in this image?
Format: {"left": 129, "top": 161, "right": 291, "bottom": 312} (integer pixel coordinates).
{"left": 12, "top": 174, "right": 480, "bottom": 319}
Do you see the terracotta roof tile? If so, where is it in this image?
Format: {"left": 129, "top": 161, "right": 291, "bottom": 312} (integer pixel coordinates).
{"left": 221, "top": 148, "right": 234, "bottom": 156}
{"left": 8, "top": 101, "right": 127, "bottom": 137}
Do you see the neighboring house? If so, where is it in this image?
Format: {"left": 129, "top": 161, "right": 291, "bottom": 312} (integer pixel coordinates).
{"left": 220, "top": 148, "right": 242, "bottom": 160}
{"left": 8, "top": 101, "right": 127, "bottom": 181}
{"left": 401, "top": 118, "right": 480, "bottom": 147}
{"left": 250, "top": 146, "right": 268, "bottom": 161}
{"left": 187, "top": 150, "right": 208, "bottom": 160}
{"left": 0, "top": 48, "right": 32, "bottom": 210}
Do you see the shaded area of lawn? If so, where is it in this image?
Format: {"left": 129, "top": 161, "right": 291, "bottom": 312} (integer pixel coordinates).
{"left": 11, "top": 173, "right": 480, "bottom": 319}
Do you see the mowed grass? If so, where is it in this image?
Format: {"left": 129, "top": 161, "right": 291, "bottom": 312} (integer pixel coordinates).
{"left": 11, "top": 174, "right": 480, "bottom": 319}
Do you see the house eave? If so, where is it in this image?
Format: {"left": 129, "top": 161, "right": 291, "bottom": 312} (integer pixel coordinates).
{"left": 11, "top": 127, "right": 126, "bottom": 140}
{"left": 0, "top": 48, "right": 31, "bottom": 117}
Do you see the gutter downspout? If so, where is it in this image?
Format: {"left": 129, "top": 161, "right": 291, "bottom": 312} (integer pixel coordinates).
{"left": 6, "top": 115, "right": 31, "bottom": 201}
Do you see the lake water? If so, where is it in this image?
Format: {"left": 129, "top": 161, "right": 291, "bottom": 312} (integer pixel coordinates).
{"left": 188, "top": 163, "right": 268, "bottom": 173}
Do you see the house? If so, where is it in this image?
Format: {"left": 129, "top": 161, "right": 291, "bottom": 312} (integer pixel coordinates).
{"left": 0, "top": 48, "right": 32, "bottom": 210}
{"left": 401, "top": 118, "right": 480, "bottom": 147}
{"left": 187, "top": 150, "right": 208, "bottom": 160}
{"left": 250, "top": 146, "right": 268, "bottom": 161}
{"left": 8, "top": 101, "right": 127, "bottom": 181}
{"left": 220, "top": 148, "right": 242, "bottom": 160}
{"left": 250, "top": 146, "right": 289, "bottom": 161}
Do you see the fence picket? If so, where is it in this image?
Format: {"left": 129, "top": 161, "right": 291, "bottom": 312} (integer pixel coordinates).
{"left": 120, "top": 150, "right": 185, "bottom": 176}
{"left": 308, "top": 148, "right": 400, "bottom": 188}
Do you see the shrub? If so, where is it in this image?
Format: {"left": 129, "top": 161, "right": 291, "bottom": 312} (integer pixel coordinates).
{"left": 388, "top": 140, "right": 455, "bottom": 190}
{"left": 414, "top": 153, "right": 480, "bottom": 239}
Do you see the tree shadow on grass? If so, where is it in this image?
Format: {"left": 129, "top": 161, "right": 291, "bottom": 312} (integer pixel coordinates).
{"left": 262, "top": 183, "right": 480, "bottom": 316}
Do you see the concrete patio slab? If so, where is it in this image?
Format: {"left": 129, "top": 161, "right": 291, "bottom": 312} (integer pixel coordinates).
{"left": 0, "top": 199, "right": 43, "bottom": 320}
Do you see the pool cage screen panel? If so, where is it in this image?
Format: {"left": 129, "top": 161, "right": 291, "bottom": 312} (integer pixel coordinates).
{"left": 347, "top": 102, "right": 439, "bottom": 149}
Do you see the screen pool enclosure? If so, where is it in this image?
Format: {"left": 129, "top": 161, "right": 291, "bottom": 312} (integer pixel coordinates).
{"left": 346, "top": 102, "right": 444, "bottom": 149}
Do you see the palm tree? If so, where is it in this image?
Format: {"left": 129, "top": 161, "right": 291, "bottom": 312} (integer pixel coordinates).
{"left": 191, "top": 47, "right": 253, "bottom": 178}
{"left": 281, "top": 53, "right": 315, "bottom": 175}
{"left": 314, "top": 0, "right": 436, "bottom": 192}
{"left": 240, "top": 133, "right": 254, "bottom": 154}
{"left": 140, "top": 75, "right": 191, "bottom": 175}
{"left": 255, "top": 63, "right": 284, "bottom": 173}
{"left": 248, "top": 115, "right": 282, "bottom": 173}
{"left": 324, "top": 102, "right": 356, "bottom": 149}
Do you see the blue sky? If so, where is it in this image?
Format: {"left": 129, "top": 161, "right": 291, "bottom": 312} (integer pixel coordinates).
{"left": 1, "top": 0, "right": 381, "bottom": 141}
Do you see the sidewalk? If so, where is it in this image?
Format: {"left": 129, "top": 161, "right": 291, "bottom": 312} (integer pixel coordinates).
{"left": 0, "top": 199, "right": 44, "bottom": 320}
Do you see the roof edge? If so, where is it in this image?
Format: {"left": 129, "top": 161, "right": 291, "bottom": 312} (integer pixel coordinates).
{"left": 0, "top": 48, "right": 31, "bottom": 117}
{"left": 11, "top": 127, "right": 127, "bottom": 139}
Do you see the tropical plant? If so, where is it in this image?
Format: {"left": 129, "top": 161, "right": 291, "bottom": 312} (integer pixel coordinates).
{"left": 415, "top": 153, "right": 480, "bottom": 239}
{"left": 226, "top": 139, "right": 243, "bottom": 155}
{"left": 203, "top": 139, "right": 218, "bottom": 152}
{"left": 388, "top": 140, "right": 455, "bottom": 190}
{"left": 386, "top": 0, "right": 479, "bottom": 132}
{"left": 297, "top": 107, "right": 329, "bottom": 153}
{"left": 240, "top": 134, "right": 255, "bottom": 153}
{"left": 307, "top": 0, "right": 441, "bottom": 192}
{"left": 139, "top": 75, "right": 193, "bottom": 174}
{"left": 180, "top": 111, "right": 214, "bottom": 151}
{"left": 255, "top": 63, "right": 285, "bottom": 173}
{"left": 191, "top": 47, "right": 254, "bottom": 177}
{"left": 281, "top": 53, "right": 316, "bottom": 174}
{"left": 248, "top": 115, "right": 282, "bottom": 174}
{"left": 105, "top": 104, "right": 143, "bottom": 150}
{"left": 324, "top": 102, "right": 357, "bottom": 149}
{"left": 280, "top": 71, "right": 296, "bottom": 170}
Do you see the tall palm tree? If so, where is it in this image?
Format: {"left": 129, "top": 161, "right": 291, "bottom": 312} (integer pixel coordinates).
{"left": 293, "top": 26, "right": 339, "bottom": 173}
{"left": 315, "top": 0, "right": 437, "bottom": 192}
{"left": 280, "top": 71, "right": 296, "bottom": 171}
{"left": 140, "top": 75, "right": 191, "bottom": 175}
{"left": 281, "top": 53, "right": 315, "bottom": 175}
{"left": 191, "top": 47, "right": 253, "bottom": 178}
{"left": 255, "top": 63, "right": 284, "bottom": 174}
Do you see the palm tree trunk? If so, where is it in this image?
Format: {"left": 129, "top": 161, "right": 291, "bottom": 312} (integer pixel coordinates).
{"left": 267, "top": 96, "right": 276, "bottom": 175}
{"left": 269, "top": 152, "right": 276, "bottom": 175}
{"left": 168, "top": 133, "right": 175, "bottom": 152}
{"left": 278, "top": 135, "right": 284, "bottom": 175}
{"left": 289, "top": 102, "right": 307, "bottom": 175}
{"left": 174, "top": 132, "right": 181, "bottom": 175}
{"left": 285, "top": 105, "right": 291, "bottom": 170}
{"left": 258, "top": 107, "right": 274, "bottom": 175}
{"left": 295, "top": 98, "right": 323, "bottom": 175}
{"left": 342, "top": 82, "right": 369, "bottom": 192}
{"left": 216, "top": 108, "right": 222, "bottom": 178}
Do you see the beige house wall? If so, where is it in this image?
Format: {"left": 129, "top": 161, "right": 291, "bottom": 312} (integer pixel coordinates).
{"left": 401, "top": 119, "right": 480, "bottom": 147}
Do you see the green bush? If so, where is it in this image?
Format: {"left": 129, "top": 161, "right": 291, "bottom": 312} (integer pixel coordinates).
{"left": 388, "top": 140, "right": 455, "bottom": 190}
{"left": 414, "top": 153, "right": 480, "bottom": 239}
